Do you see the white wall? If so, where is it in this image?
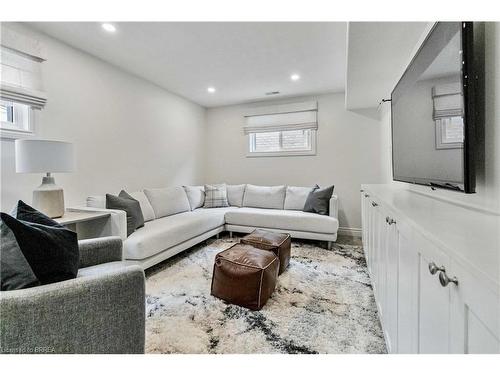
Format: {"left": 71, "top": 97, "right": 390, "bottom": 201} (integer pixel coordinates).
{"left": 203, "top": 93, "right": 385, "bottom": 232}
{"left": 1, "top": 23, "right": 207, "bottom": 211}
{"left": 378, "top": 23, "right": 500, "bottom": 214}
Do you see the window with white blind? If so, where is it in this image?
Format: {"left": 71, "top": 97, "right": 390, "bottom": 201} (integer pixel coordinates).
{"left": 0, "top": 27, "right": 46, "bottom": 139}
{"left": 244, "top": 101, "right": 317, "bottom": 157}
{"left": 432, "top": 83, "right": 464, "bottom": 150}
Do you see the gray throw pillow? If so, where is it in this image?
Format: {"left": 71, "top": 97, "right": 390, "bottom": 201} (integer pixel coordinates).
{"left": 204, "top": 184, "right": 229, "bottom": 208}
{"left": 303, "top": 185, "right": 335, "bottom": 215}
{"left": 119, "top": 190, "right": 146, "bottom": 229}
{"left": 1, "top": 201, "right": 79, "bottom": 286}
{"left": 106, "top": 192, "right": 144, "bottom": 236}
{"left": 0, "top": 217, "right": 40, "bottom": 291}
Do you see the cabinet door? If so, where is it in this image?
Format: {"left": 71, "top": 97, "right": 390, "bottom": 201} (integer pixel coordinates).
{"left": 397, "top": 230, "right": 419, "bottom": 353}
{"left": 361, "top": 191, "right": 367, "bottom": 250}
{"left": 372, "top": 205, "right": 387, "bottom": 319}
{"left": 384, "top": 219, "right": 399, "bottom": 353}
{"left": 418, "top": 241, "right": 451, "bottom": 353}
{"left": 448, "top": 261, "right": 500, "bottom": 353}
{"left": 361, "top": 192, "right": 372, "bottom": 273}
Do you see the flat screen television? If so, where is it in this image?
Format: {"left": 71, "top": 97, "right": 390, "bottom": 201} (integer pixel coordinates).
{"left": 391, "top": 22, "right": 484, "bottom": 193}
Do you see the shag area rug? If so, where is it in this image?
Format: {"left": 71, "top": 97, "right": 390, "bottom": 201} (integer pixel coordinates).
{"left": 145, "top": 235, "right": 386, "bottom": 354}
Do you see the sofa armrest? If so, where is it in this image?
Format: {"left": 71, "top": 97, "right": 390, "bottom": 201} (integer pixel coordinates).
{"left": 78, "top": 236, "right": 123, "bottom": 268}
{"left": 329, "top": 194, "right": 339, "bottom": 219}
{"left": 68, "top": 206, "right": 127, "bottom": 240}
{"left": 0, "top": 265, "right": 145, "bottom": 354}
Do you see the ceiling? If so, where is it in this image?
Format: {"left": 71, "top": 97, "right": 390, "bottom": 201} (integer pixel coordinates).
{"left": 29, "top": 22, "right": 347, "bottom": 108}
{"left": 345, "top": 22, "right": 432, "bottom": 109}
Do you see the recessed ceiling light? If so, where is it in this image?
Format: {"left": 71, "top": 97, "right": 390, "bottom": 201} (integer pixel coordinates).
{"left": 101, "top": 23, "right": 116, "bottom": 33}
{"left": 291, "top": 74, "right": 300, "bottom": 81}
{"left": 207, "top": 87, "right": 216, "bottom": 93}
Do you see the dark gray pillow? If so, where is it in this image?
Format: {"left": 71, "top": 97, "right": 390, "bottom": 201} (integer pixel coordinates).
{"left": 106, "top": 192, "right": 144, "bottom": 236}
{"left": 118, "top": 190, "right": 145, "bottom": 229}
{"left": 303, "top": 185, "right": 335, "bottom": 215}
{"left": 1, "top": 201, "right": 79, "bottom": 285}
{"left": 0, "top": 217, "right": 40, "bottom": 291}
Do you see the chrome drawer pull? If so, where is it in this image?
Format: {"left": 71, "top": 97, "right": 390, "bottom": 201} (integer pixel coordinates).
{"left": 387, "top": 218, "right": 396, "bottom": 225}
{"left": 428, "top": 262, "right": 445, "bottom": 275}
{"left": 371, "top": 201, "right": 378, "bottom": 207}
{"left": 365, "top": 194, "right": 370, "bottom": 198}
{"left": 439, "top": 271, "right": 458, "bottom": 287}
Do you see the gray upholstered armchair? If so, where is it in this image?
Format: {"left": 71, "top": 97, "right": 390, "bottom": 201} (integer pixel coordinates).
{"left": 0, "top": 237, "right": 145, "bottom": 354}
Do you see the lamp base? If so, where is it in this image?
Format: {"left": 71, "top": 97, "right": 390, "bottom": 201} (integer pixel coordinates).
{"left": 32, "top": 175, "right": 65, "bottom": 218}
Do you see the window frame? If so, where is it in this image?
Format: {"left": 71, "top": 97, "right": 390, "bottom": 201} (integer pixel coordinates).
{"left": 246, "top": 129, "right": 317, "bottom": 158}
{"left": 0, "top": 101, "right": 36, "bottom": 139}
{"left": 435, "top": 116, "right": 464, "bottom": 150}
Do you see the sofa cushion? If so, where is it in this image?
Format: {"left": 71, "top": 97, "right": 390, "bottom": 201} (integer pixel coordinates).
{"left": 242, "top": 184, "right": 286, "bottom": 210}
{"left": 303, "top": 185, "right": 335, "bottom": 216}
{"left": 183, "top": 185, "right": 205, "bottom": 210}
{"left": 123, "top": 208, "right": 235, "bottom": 260}
{"left": 128, "top": 191, "right": 155, "bottom": 222}
{"left": 1, "top": 202, "right": 79, "bottom": 285}
{"left": 1, "top": 216, "right": 40, "bottom": 291}
{"left": 144, "top": 187, "right": 191, "bottom": 219}
{"left": 106, "top": 193, "right": 144, "bottom": 236}
{"left": 226, "top": 184, "right": 246, "bottom": 207}
{"left": 203, "top": 184, "right": 229, "bottom": 208}
{"left": 225, "top": 207, "right": 339, "bottom": 234}
{"left": 284, "top": 185, "right": 319, "bottom": 210}
{"left": 77, "top": 261, "right": 128, "bottom": 278}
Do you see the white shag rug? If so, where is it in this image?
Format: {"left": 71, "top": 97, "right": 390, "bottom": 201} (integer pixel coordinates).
{"left": 145, "top": 235, "right": 386, "bottom": 354}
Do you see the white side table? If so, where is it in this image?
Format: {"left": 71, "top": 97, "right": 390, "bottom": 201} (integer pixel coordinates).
{"left": 54, "top": 210, "right": 112, "bottom": 240}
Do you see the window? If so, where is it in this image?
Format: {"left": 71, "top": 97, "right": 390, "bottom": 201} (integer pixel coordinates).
{"left": 0, "top": 100, "right": 34, "bottom": 138}
{"left": 248, "top": 129, "right": 316, "bottom": 157}
{"left": 244, "top": 101, "right": 318, "bottom": 157}
{"left": 1, "top": 29, "right": 47, "bottom": 139}
{"left": 435, "top": 116, "right": 464, "bottom": 149}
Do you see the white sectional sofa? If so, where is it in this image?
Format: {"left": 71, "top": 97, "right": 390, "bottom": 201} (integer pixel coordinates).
{"left": 78, "top": 184, "right": 339, "bottom": 269}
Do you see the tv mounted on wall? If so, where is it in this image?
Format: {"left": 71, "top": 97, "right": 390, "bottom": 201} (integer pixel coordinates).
{"left": 391, "top": 22, "right": 484, "bottom": 193}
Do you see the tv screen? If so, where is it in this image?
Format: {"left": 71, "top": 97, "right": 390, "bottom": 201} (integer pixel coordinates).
{"left": 391, "top": 22, "right": 483, "bottom": 193}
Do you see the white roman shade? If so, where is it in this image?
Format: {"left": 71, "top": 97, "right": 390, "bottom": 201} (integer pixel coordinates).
{"left": 432, "top": 83, "right": 463, "bottom": 120}
{"left": 1, "top": 27, "right": 47, "bottom": 109}
{"left": 243, "top": 101, "right": 318, "bottom": 134}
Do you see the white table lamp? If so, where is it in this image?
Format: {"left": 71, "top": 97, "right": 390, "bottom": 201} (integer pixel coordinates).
{"left": 15, "top": 139, "right": 75, "bottom": 218}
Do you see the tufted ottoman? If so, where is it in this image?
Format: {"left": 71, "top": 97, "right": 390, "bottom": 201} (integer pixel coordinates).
{"left": 210, "top": 243, "right": 279, "bottom": 310}
{"left": 241, "top": 229, "right": 291, "bottom": 274}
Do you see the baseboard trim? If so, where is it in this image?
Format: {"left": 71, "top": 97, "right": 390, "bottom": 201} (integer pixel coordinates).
{"left": 338, "top": 226, "right": 362, "bottom": 238}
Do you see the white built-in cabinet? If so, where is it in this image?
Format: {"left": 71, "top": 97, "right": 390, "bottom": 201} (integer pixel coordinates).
{"left": 361, "top": 185, "right": 500, "bottom": 354}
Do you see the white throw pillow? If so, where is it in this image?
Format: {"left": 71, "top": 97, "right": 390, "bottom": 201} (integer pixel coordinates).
{"left": 143, "top": 187, "right": 191, "bottom": 219}
{"left": 128, "top": 191, "right": 156, "bottom": 222}
{"left": 226, "top": 184, "right": 246, "bottom": 207}
{"left": 284, "top": 185, "right": 319, "bottom": 211}
{"left": 87, "top": 195, "right": 106, "bottom": 209}
{"left": 183, "top": 185, "right": 205, "bottom": 210}
{"left": 242, "top": 184, "right": 286, "bottom": 210}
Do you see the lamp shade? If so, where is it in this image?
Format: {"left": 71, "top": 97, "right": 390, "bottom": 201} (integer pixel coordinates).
{"left": 15, "top": 139, "right": 75, "bottom": 173}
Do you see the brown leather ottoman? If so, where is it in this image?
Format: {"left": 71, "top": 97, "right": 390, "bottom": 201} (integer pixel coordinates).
{"left": 241, "top": 229, "right": 291, "bottom": 274}
{"left": 211, "top": 243, "right": 279, "bottom": 311}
